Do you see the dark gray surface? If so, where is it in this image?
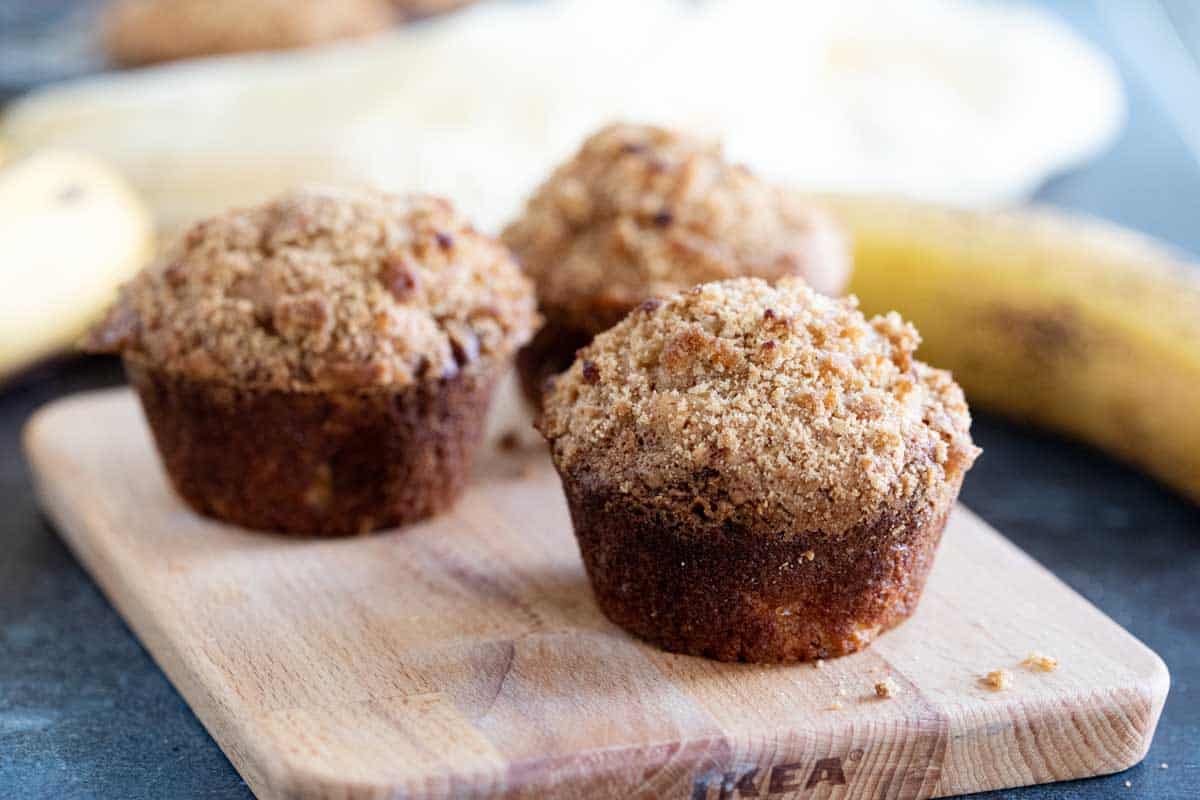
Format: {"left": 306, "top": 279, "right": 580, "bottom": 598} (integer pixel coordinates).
{"left": 1, "top": 1, "right": 1198, "bottom": 799}
{"left": 0, "top": 0, "right": 107, "bottom": 98}
{"left": 0, "top": 359, "right": 250, "bottom": 800}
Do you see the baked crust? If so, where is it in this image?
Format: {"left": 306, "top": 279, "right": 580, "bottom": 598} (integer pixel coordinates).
{"left": 561, "top": 468, "right": 958, "bottom": 662}
{"left": 127, "top": 357, "right": 496, "bottom": 536}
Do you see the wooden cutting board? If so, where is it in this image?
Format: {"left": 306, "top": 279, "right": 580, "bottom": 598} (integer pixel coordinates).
{"left": 25, "top": 389, "right": 1168, "bottom": 800}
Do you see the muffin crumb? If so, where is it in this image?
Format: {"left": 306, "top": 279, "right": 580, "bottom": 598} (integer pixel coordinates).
{"left": 875, "top": 678, "right": 901, "bottom": 698}
{"left": 1022, "top": 652, "right": 1059, "bottom": 672}
{"left": 983, "top": 669, "right": 1013, "bottom": 691}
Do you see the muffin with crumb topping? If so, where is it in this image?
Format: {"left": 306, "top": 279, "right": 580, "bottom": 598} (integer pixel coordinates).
{"left": 538, "top": 277, "right": 978, "bottom": 662}
{"left": 503, "top": 123, "right": 849, "bottom": 408}
{"left": 87, "top": 187, "right": 537, "bottom": 536}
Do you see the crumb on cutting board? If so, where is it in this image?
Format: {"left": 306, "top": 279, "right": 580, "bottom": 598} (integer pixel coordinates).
{"left": 875, "top": 677, "right": 901, "bottom": 698}
{"left": 983, "top": 669, "right": 1013, "bottom": 691}
{"left": 1022, "top": 652, "right": 1059, "bottom": 672}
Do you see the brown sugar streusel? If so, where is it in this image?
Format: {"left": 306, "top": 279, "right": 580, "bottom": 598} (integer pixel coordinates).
{"left": 90, "top": 186, "right": 537, "bottom": 392}
{"left": 504, "top": 123, "right": 849, "bottom": 332}
{"left": 541, "top": 277, "right": 978, "bottom": 536}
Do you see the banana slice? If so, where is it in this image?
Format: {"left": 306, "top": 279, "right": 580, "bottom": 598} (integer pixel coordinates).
{"left": 0, "top": 151, "right": 154, "bottom": 379}
{"left": 817, "top": 194, "right": 1200, "bottom": 503}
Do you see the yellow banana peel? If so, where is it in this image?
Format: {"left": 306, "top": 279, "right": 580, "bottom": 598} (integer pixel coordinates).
{"left": 0, "top": 151, "right": 154, "bottom": 380}
{"left": 817, "top": 194, "right": 1200, "bottom": 504}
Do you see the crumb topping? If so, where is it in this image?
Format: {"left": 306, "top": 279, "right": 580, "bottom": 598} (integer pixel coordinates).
{"left": 875, "top": 678, "right": 901, "bottom": 698}
{"left": 502, "top": 123, "right": 849, "bottom": 332}
{"left": 983, "top": 669, "right": 1013, "bottom": 691}
{"left": 539, "top": 278, "right": 978, "bottom": 536}
{"left": 88, "top": 187, "right": 537, "bottom": 391}
{"left": 1022, "top": 652, "right": 1059, "bottom": 672}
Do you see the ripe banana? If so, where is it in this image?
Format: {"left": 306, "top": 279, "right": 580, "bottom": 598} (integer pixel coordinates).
{"left": 0, "top": 151, "right": 155, "bottom": 380}
{"left": 816, "top": 194, "right": 1200, "bottom": 504}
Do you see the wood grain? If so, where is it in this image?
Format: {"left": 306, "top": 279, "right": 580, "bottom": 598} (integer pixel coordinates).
{"left": 24, "top": 389, "right": 1168, "bottom": 800}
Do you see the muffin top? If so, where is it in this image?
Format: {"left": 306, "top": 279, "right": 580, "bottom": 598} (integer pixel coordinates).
{"left": 539, "top": 278, "right": 978, "bottom": 536}
{"left": 88, "top": 187, "right": 538, "bottom": 392}
{"left": 502, "top": 123, "right": 849, "bottom": 332}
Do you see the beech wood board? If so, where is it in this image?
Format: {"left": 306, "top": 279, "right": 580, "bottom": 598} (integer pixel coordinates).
{"left": 25, "top": 389, "right": 1168, "bottom": 800}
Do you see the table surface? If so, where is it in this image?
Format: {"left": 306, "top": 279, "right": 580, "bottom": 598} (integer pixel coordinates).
{"left": 1, "top": 2, "right": 1198, "bottom": 799}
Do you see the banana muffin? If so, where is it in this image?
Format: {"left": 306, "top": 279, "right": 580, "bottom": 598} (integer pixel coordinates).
{"left": 87, "top": 187, "right": 537, "bottom": 536}
{"left": 103, "top": 0, "right": 395, "bottom": 67}
{"left": 502, "top": 123, "right": 850, "bottom": 408}
{"left": 538, "top": 277, "right": 978, "bottom": 662}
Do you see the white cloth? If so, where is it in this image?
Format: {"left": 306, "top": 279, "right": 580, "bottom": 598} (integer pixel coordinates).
{"left": 2, "top": 0, "right": 1124, "bottom": 232}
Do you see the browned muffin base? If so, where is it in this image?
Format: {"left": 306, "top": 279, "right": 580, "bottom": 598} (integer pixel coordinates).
{"left": 516, "top": 319, "right": 596, "bottom": 409}
{"left": 560, "top": 473, "right": 958, "bottom": 662}
{"left": 127, "top": 359, "right": 497, "bottom": 536}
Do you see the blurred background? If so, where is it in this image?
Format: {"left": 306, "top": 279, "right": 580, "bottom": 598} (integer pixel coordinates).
{"left": 0, "top": 0, "right": 1143, "bottom": 230}
{"left": 1, "top": 1, "right": 1198, "bottom": 799}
